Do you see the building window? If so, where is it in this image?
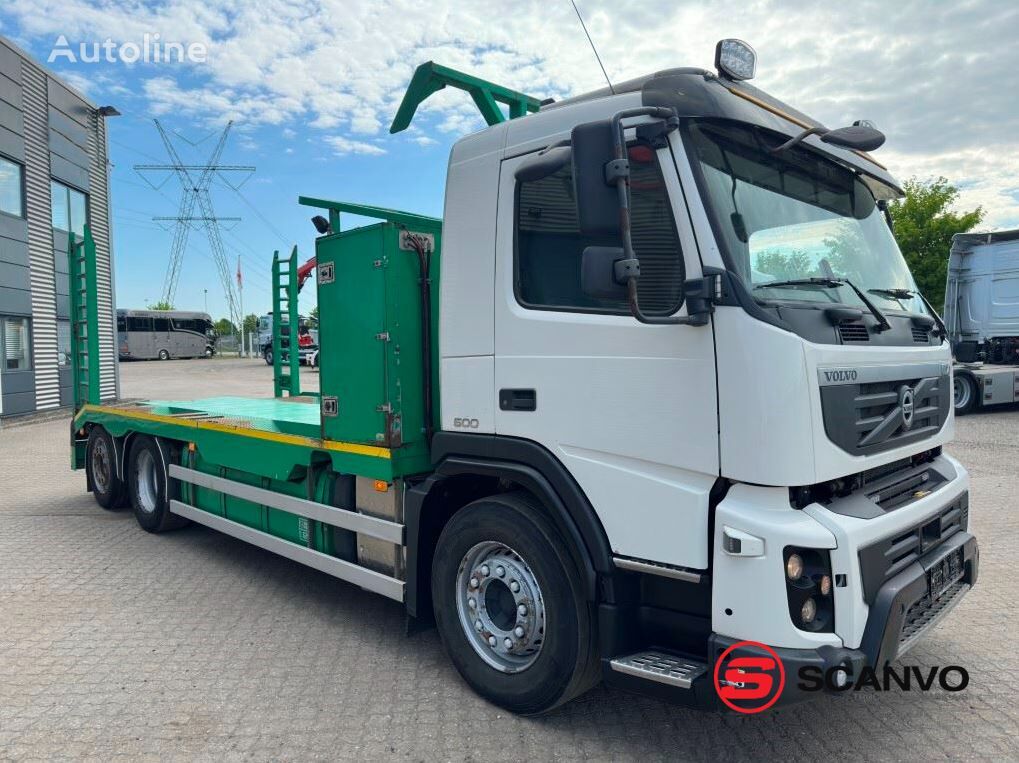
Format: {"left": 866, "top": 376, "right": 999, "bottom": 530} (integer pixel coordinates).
{"left": 0, "top": 156, "right": 24, "bottom": 218}
{"left": 51, "top": 180, "right": 89, "bottom": 236}
{"left": 1, "top": 316, "right": 31, "bottom": 371}
{"left": 514, "top": 143, "right": 685, "bottom": 315}
{"left": 57, "top": 319, "right": 71, "bottom": 366}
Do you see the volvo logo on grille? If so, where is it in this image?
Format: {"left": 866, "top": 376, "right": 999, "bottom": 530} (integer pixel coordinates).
{"left": 899, "top": 386, "right": 916, "bottom": 430}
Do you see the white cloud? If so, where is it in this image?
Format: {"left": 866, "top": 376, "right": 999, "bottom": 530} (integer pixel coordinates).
{"left": 4, "top": 0, "right": 1018, "bottom": 226}
{"left": 323, "top": 135, "right": 386, "bottom": 156}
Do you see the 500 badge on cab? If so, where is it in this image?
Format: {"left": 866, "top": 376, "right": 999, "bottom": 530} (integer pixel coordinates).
{"left": 453, "top": 417, "right": 480, "bottom": 429}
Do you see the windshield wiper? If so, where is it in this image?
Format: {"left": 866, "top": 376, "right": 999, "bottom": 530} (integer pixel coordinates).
{"left": 754, "top": 277, "right": 844, "bottom": 290}
{"left": 870, "top": 286, "right": 949, "bottom": 339}
{"left": 869, "top": 287, "right": 914, "bottom": 300}
{"left": 756, "top": 277, "right": 892, "bottom": 332}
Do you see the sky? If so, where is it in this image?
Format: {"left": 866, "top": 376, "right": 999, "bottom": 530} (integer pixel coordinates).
{"left": 1, "top": 0, "right": 1017, "bottom": 322}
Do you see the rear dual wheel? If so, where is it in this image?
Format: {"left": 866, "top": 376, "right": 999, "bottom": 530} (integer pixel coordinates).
{"left": 86, "top": 426, "right": 127, "bottom": 509}
{"left": 127, "top": 436, "right": 189, "bottom": 533}
{"left": 431, "top": 492, "right": 599, "bottom": 715}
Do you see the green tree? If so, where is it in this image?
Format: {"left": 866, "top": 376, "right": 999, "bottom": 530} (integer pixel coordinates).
{"left": 214, "top": 318, "right": 236, "bottom": 337}
{"left": 309, "top": 305, "right": 319, "bottom": 323}
{"left": 242, "top": 313, "right": 259, "bottom": 336}
{"left": 753, "top": 248, "right": 813, "bottom": 280}
{"left": 150, "top": 300, "right": 174, "bottom": 310}
{"left": 888, "top": 177, "right": 983, "bottom": 310}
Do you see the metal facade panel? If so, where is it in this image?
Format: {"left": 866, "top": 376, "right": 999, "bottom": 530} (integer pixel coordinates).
{"left": 22, "top": 60, "right": 59, "bottom": 411}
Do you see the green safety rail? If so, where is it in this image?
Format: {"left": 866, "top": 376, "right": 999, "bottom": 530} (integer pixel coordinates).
{"left": 298, "top": 197, "right": 441, "bottom": 232}
{"left": 389, "top": 61, "right": 542, "bottom": 134}
{"left": 271, "top": 247, "right": 303, "bottom": 398}
{"left": 68, "top": 225, "right": 101, "bottom": 411}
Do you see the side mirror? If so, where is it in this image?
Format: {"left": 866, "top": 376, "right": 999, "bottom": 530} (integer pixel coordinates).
{"left": 515, "top": 145, "right": 572, "bottom": 182}
{"left": 571, "top": 119, "right": 621, "bottom": 236}
{"left": 820, "top": 124, "right": 885, "bottom": 152}
{"left": 581, "top": 246, "right": 632, "bottom": 300}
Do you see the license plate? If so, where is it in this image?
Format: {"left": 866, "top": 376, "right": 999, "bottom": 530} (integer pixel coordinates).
{"left": 928, "top": 548, "right": 964, "bottom": 599}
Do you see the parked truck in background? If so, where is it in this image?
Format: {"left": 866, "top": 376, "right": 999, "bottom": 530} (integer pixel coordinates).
{"left": 68, "top": 42, "right": 978, "bottom": 714}
{"left": 944, "top": 229, "right": 1019, "bottom": 414}
{"left": 256, "top": 312, "right": 318, "bottom": 366}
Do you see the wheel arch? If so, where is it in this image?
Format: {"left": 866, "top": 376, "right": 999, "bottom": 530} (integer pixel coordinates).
{"left": 405, "top": 433, "right": 614, "bottom": 621}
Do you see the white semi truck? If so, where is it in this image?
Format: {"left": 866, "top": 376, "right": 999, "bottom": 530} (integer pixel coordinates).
{"left": 945, "top": 230, "right": 1019, "bottom": 413}
{"left": 73, "top": 41, "right": 977, "bottom": 713}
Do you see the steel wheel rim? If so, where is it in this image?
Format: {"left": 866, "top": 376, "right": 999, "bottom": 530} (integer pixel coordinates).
{"left": 455, "top": 541, "right": 546, "bottom": 673}
{"left": 953, "top": 376, "right": 970, "bottom": 409}
{"left": 136, "top": 449, "right": 159, "bottom": 513}
{"left": 91, "top": 436, "right": 111, "bottom": 494}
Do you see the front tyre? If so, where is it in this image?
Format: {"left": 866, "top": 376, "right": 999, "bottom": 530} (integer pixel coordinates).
{"left": 431, "top": 492, "right": 598, "bottom": 714}
{"left": 953, "top": 372, "right": 978, "bottom": 415}
{"left": 127, "top": 436, "right": 189, "bottom": 533}
{"left": 86, "top": 426, "right": 127, "bottom": 509}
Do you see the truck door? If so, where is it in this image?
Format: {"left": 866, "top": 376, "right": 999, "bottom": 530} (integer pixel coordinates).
{"left": 493, "top": 141, "right": 719, "bottom": 570}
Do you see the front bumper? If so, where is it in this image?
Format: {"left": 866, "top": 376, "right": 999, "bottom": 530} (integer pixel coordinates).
{"left": 605, "top": 531, "right": 978, "bottom": 710}
{"left": 710, "top": 530, "right": 977, "bottom": 706}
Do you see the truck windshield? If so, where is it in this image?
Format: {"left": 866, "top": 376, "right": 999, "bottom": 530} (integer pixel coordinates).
{"left": 685, "top": 119, "right": 926, "bottom": 315}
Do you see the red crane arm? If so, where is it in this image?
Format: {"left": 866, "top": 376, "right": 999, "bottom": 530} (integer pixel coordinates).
{"left": 296, "top": 255, "right": 317, "bottom": 292}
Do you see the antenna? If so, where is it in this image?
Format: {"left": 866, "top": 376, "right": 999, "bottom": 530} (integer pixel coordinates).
{"left": 570, "top": 0, "right": 615, "bottom": 94}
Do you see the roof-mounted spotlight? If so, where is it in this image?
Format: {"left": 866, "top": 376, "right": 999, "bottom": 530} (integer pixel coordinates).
{"left": 714, "top": 39, "right": 757, "bottom": 81}
{"left": 311, "top": 215, "right": 331, "bottom": 235}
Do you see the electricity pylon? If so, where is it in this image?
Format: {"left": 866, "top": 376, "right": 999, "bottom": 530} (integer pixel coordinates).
{"left": 134, "top": 121, "right": 254, "bottom": 327}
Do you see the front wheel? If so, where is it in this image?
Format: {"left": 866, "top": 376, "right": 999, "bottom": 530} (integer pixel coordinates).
{"left": 264, "top": 348, "right": 273, "bottom": 365}
{"left": 431, "top": 492, "right": 598, "bottom": 714}
{"left": 157, "top": 349, "right": 170, "bottom": 361}
{"left": 953, "top": 373, "right": 978, "bottom": 415}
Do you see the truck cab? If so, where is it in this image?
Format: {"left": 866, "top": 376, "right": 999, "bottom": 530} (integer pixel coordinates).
{"left": 429, "top": 51, "right": 975, "bottom": 707}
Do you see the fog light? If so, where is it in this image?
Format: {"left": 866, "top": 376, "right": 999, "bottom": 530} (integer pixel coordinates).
{"left": 819, "top": 575, "right": 832, "bottom": 596}
{"left": 801, "top": 597, "right": 817, "bottom": 624}
{"left": 786, "top": 553, "right": 804, "bottom": 580}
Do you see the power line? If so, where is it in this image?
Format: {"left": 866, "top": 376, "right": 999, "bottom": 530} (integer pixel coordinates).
{"left": 134, "top": 120, "right": 256, "bottom": 328}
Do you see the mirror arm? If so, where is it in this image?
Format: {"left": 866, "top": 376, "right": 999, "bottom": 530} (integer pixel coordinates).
{"left": 606, "top": 107, "right": 712, "bottom": 326}
{"left": 770, "top": 125, "right": 828, "bottom": 154}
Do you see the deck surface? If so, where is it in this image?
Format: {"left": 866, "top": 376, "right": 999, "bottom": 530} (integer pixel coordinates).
{"left": 142, "top": 395, "right": 321, "bottom": 437}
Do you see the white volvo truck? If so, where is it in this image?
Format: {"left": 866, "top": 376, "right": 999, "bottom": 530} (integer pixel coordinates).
{"left": 425, "top": 42, "right": 976, "bottom": 710}
{"left": 74, "top": 41, "right": 978, "bottom": 714}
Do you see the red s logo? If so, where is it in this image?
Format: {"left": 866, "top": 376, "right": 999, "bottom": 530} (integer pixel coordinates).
{"left": 713, "top": 641, "right": 786, "bottom": 713}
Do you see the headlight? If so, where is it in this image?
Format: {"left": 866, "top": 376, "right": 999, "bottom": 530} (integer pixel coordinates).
{"left": 783, "top": 547, "right": 834, "bottom": 632}
{"left": 786, "top": 553, "right": 804, "bottom": 581}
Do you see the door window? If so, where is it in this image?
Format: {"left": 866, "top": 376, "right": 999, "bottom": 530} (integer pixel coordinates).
{"left": 514, "top": 144, "right": 685, "bottom": 315}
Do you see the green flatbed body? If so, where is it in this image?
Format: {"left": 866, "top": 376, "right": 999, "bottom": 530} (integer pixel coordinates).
{"left": 70, "top": 198, "right": 445, "bottom": 596}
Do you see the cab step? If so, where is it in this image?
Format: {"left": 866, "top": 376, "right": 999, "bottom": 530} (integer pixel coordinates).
{"left": 609, "top": 651, "right": 708, "bottom": 689}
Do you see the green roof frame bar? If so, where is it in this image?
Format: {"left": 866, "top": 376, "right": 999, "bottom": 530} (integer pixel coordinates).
{"left": 298, "top": 197, "right": 441, "bottom": 233}
{"left": 389, "top": 61, "right": 542, "bottom": 134}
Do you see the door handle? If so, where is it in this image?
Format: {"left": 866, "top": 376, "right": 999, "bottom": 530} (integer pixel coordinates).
{"left": 499, "top": 388, "right": 536, "bottom": 412}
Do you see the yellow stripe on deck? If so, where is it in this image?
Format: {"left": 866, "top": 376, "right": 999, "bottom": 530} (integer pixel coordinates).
{"left": 75, "top": 404, "right": 391, "bottom": 460}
